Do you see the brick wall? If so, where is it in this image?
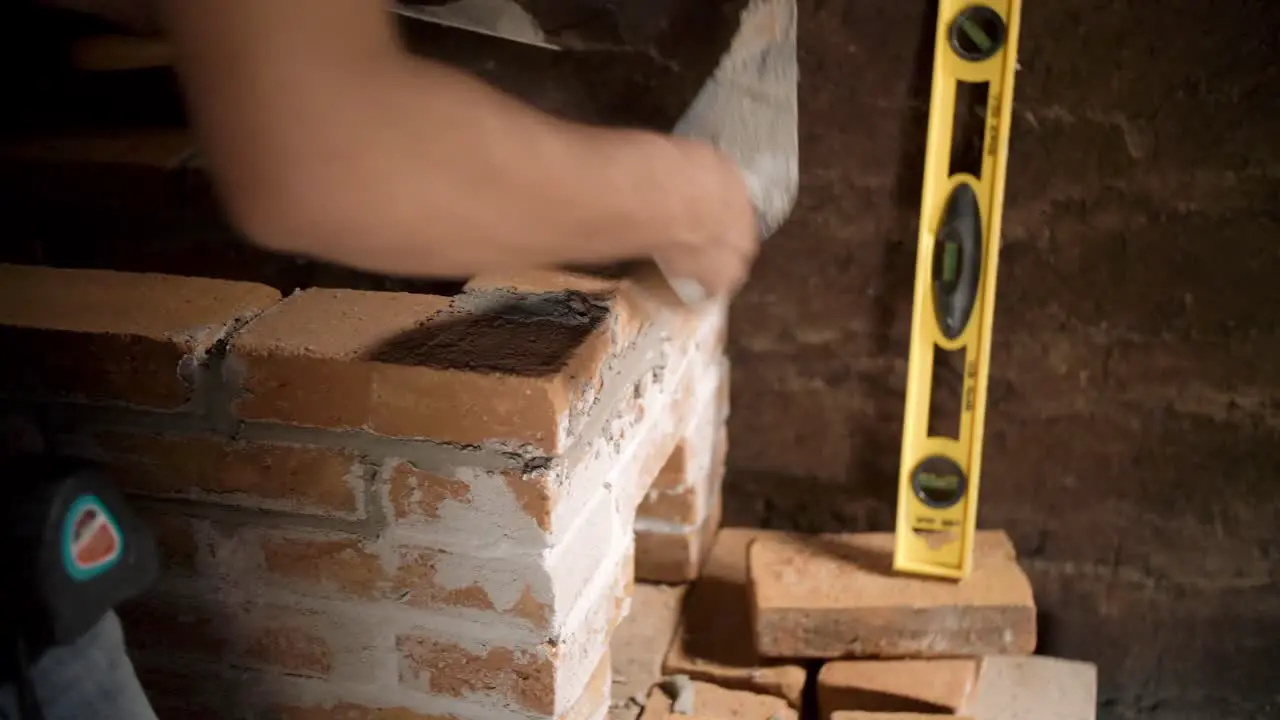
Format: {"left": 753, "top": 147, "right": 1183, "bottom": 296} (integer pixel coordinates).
{"left": 724, "top": 1, "right": 1280, "bottom": 719}
{"left": 0, "top": 263, "right": 730, "bottom": 718}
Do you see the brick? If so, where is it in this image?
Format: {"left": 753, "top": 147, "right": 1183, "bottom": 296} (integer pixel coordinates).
{"left": 634, "top": 486, "right": 722, "bottom": 584}
{"left": 637, "top": 681, "right": 797, "bottom": 720}
{"left": 957, "top": 656, "right": 1098, "bottom": 720}
{"left": 227, "top": 286, "right": 620, "bottom": 453}
{"left": 269, "top": 650, "right": 612, "bottom": 720}
{"left": 749, "top": 531, "right": 1036, "bottom": 658}
{"left": 662, "top": 528, "right": 806, "bottom": 708}
{"left": 397, "top": 636, "right": 557, "bottom": 713}
{"left": 610, "top": 584, "right": 688, "bottom": 720}
{"left": 379, "top": 319, "right": 726, "bottom": 553}
{"left": 560, "top": 650, "right": 613, "bottom": 720}
{"left": 79, "top": 430, "right": 365, "bottom": 517}
{"left": 637, "top": 370, "right": 728, "bottom": 526}
{"left": 0, "top": 264, "right": 280, "bottom": 410}
{"left": 120, "top": 596, "right": 381, "bottom": 682}
{"left": 817, "top": 659, "right": 976, "bottom": 715}
{"left": 253, "top": 530, "right": 520, "bottom": 619}
{"left": 383, "top": 460, "right": 475, "bottom": 523}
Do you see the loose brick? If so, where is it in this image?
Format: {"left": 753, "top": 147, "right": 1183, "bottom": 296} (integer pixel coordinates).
{"left": 0, "top": 264, "right": 280, "bottom": 410}
{"left": 227, "top": 286, "right": 617, "bottom": 453}
{"left": 81, "top": 429, "right": 365, "bottom": 517}
{"left": 957, "top": 656, "right": 1098, "bottom": 720}
{"left": 662, "top": 529, "right": 806, "bottom": 708}
{"left": 749, "top": 531, "right": 1036, "bottom": 658}
{"left": 817, "top": 659, "right": 976, "bottom": 715}
{"left": 637, "top": 681, "right": 798, "bottom": 720}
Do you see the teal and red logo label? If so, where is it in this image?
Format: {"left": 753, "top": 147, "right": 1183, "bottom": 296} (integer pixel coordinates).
{"left": 61, "top": 495, "right": 124, "bottom": 581}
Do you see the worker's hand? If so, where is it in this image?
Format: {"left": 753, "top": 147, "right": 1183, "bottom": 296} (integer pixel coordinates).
{"left": 652, "top": 138, "right": 760, "bottom": 303}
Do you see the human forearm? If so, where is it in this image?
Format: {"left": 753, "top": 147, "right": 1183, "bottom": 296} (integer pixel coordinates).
{"left": 164, "top": 0, "right": 705, "bottom": 278}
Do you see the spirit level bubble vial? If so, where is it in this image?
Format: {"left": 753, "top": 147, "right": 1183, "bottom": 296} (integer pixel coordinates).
{"left": 893, "top": 0, "right": 1023, "bottom": 580}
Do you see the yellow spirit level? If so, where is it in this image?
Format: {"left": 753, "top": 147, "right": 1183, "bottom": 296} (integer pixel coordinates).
{"left": 893, "top": 0, "right": 1023, "bottom": 580}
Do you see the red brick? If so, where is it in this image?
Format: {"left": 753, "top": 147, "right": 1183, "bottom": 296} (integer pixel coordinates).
{"left": 396, "top": 637, "right": 557, "bottom": 714}
{"left": 464, "top": 268, "right": 644, "bottom": 351}
{"left": 383, "top": 460, "right": 474, "bottom": 522}
{"left": 87, "top": 430, "right": 365, "bottom": 517}
{"left": 228, "top": 287, "right": 618, "bottom": 453}
{"left": 254, "top": 530, "right": 540, "bottom": 623}
{"left": 958, "top": 656, "right": 1097, "bottom": 720}
{"left": 638, "top": 424, "right": 727, "bottom": 526}
{"left": 817, "top": 659, "right": 977, "bottom": 715}
{"left": 662, "top": 528, "right": 806, "bottom": 707}
{"left": 634, "top": 483, "right": 722, "bottom": 584}
{"left": 0, "top": 264, "right": 280, "bottom": 410}
{"left": 749, "top": 531, "right": 1036, "bottom": 658}
{"left": 637, "top": 681, "right": 798, "bottom": 720}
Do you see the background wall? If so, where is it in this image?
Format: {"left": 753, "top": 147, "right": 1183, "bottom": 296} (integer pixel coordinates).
{"left": 723, "top": 2, "right": 1279, "bottom": 718}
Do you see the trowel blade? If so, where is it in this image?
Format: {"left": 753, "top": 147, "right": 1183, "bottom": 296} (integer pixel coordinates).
{"left": 392, "top": 0, "right": 561, "bottom": 51}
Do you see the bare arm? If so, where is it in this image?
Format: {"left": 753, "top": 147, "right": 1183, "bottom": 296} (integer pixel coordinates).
{"left": 159, "top": 0, "right": 755, "bottom": 286}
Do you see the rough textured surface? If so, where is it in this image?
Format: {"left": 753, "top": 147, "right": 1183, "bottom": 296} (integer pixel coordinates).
{"left": 0, "top": 263, "right": 279, "bottom": 409}
{"left": 958, "top": 656, "right": 1098, "bottom": 720}
{"left": 662, "top": 528, "right": 805, "bottom": 707}
{"left": 818, "top": 659, "right": 976, "bottom": 715}
{"left": 750, "top": 531, "right": 1036, "bottom": 658}
{"left": 227, "top": 286, "right": 616, "bottom": 452}
{"left": 637, "top": 681, "right": 797, "bottom": 720}
{"left": 607, "top": 584, "right": 687, "bottom": 720}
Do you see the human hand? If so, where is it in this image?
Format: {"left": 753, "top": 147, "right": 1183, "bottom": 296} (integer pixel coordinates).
{"left": 653, "top": 137, "right": 760, "bottom": 304}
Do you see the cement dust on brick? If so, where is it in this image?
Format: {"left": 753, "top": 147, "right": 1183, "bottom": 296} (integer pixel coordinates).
{"left": 365, "top": 290, "right": 612, "bottom": 376}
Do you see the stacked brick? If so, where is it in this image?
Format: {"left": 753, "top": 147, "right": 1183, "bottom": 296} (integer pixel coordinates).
{"left": 0, "top": 262, "right": 731, "bottom": 719}
{"left": 609, "top": 527, "right": 1099, "bottom": 720}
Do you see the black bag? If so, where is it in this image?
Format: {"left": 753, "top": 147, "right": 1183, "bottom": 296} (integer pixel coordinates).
{"left": 1, "top": 454, "right": 159, "bottom": 718}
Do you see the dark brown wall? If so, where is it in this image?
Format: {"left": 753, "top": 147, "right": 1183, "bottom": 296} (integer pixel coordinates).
{"left": 723, "top": 2, "right": 1279, "bottom": 718}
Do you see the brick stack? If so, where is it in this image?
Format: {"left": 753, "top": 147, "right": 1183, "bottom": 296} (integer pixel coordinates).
{"left": 609, "top": 527, "right": 1100, "bottom": 720}
{"left": 0, "top": 262, "right": 731, "bottom": 719}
